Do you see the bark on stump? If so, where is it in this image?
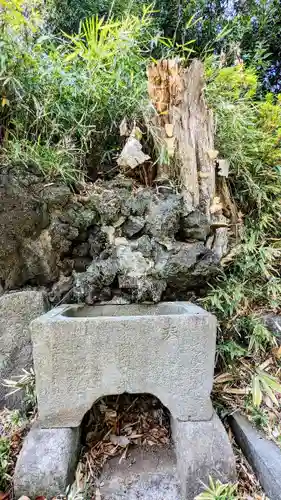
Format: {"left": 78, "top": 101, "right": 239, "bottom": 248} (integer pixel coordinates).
{"left": 147, "top": 58, "right": 239, "bottom": 257}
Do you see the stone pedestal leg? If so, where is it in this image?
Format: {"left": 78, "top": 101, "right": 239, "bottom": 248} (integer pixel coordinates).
{"left": 14, "top": 423, "right": 80, "bottom": 498}
{"left": 172, "top": 413, "right": 236, "bottom": 499}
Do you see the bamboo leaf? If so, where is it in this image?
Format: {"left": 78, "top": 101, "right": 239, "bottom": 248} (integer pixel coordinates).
{"left": 252, "top": 375, "right": 262, "bottom": 407}
{"left": 215, "top": 25, "right": 232, "bottom": 41}
{"left": 185, "top": 13, "right": 202, "bottom": 29}
{"left": 260, "top": 373, "right": 281, "bottom": 393}
{"left": 260, "top": 378, "right": 279, "bottom": 406}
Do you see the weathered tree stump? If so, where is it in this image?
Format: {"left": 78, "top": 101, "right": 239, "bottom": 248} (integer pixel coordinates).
{"left": 147, "top": 58, "right": 239, "bottom": 257}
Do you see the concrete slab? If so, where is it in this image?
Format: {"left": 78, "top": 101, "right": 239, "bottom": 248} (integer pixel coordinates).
{"left": 99, "top": 445, "right": 181, "bottom": 500}
{"left": 14, "top": 423, "right": 80, "bottom": 498}
{"left": 30, "top": 302, "right": 216, "bottom": 427}
{"left": 229, "top": 412, "right": 281, "bottom": 500}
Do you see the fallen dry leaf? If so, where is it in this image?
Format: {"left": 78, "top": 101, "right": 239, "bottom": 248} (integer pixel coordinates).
{"left": 223, "top": 387, "right": 250, "bottom": 395}
{"left": 214, "top": 372, "right": 235, "bottom": 384}
{"left": 80, "top": 394, "right": 170, "bottom": 481}
{"left": 264, "top": 394, "right": 274, "bottom": 409}
{"left": 110, "top": 434, "right": 130, "bottom": 447}
{"left": 164, "top": 123, "right": 174, "bottom": 137}
{"left": 258, "top": 358, "right": 273, "bottom": 371}
{"left": 272, "top": 346, "right": 281, "bottom": 360}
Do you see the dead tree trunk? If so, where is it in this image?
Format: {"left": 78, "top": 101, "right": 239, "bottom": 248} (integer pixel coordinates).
{"left": 147, "top": 58, "right": 239, "bottom": 258}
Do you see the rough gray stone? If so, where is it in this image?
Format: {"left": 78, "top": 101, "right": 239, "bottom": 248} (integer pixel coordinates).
{"left": 88, "top": 226, "right": 109, "bottom": 258}
{"left": 91, "top": 187, "right": 130, "bottom": 224}
{"left": 99, "top": 445, "right": 181, "bottom": 500}
{"left": 123, "top": 216, "right": 145, "bottom": 238}
{"left": 101, "top": 296, "right": 131, "bottom": 305}
{"left": 40, "top": 184, "right": 71, "bottom": 208}
{"left": 49, "top": 220, "right": 79, "bottom": 256}
{"left": 59, "top": 203, "right": 98, "bottom": 229}
{"left": 130, "top": 276, "right": 166, "bottom": 302}
{"left": 229, "top": 412, "right": 281, "bottom": 500}
{"left": 0, "top": 291, "right": 47, "bottom": 408}
{"left": 73, "top": 242, "right": 89, "bottom": 257}
{"left": 31, "top": 302, "right": 216, "bottom": 427}
{"left": 115, "top": 243, "right": 158, "bottom": 301}
{"left": 72, "top": 258, "right": 118, "bottom": 303}
{"left": 186, "top": 249, "right": 221, "bottom": 288}
{"left": 0, "top": 170, "right": 55, "bottom": 289}
{"left": 172, "top": 413, "right": 236, "bottom": 499}
{"left": 181, "top": 209, "right": 211, "bottom": 241}
{"left": 125, "top": 189, "right": 152, "bottom": 216}
{"left": 261, "top": 314, "right": 281, "bottom": 344}
{"left": 1, "top": 169, "right": 225, "bottom": 300}
{"left": 73, "top": 256, "right": 92, "bottom": 272}
{"left": 17, "top": 229, "right": 58, "bottom": 286}
{"left": 49, "top": 275, "right": 73, "bottom": 304}
{"left": 156, "top": 242, "right": 207, "bottom": 290}
{"left": 132, "top": 235, "right": 154, "bottom": 258}
{"left": 116, "top": 243, "right": 153, "bottom": 277}
{"left": 14, "top": 423, "right": 80, "bottom": 498}
{"left": 146, "top": 195, "right": 182, "bottom": 240}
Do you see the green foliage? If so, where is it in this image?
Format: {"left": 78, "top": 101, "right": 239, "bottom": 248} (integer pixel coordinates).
{"left": 245, "top": 398, "right": 269, "bottom": 428}
{"left": 5, "top": 139, "right": 79, "bottom": 183}
{"left": 3, "top": 368, "right": 36, "bottom": 410}
{"left": 252, "top": 369, "right": 281, "bottom": 408}
{"left": 0, "top": 3, "right": 157, "bottom": 182}
{"left": 44, "top": 0, "right": 281, "bottom": 95}
{"left": 46, "top": 0, "right": 144, "bottom": 34}
{"left": 217, "top": 340, "right": 247, "bottom": 363}
{"left": 237, "top": 316, "right": 275, "bottom": 354}
{"left": 195, "top": 477, "right": 238, "bottom": 499}
{"left": 149, "top": 0, "right": 281, "bottom": 92}
{"left": 0, "top": 436, "right": 11, "bottom": 490}
{"left": 204, "top": 59, "right": 281, "bottom": 366}
{"left": 0, "top": 0, "right": 42, "bottom": 32}
{"left": 206, "top": 61, "right": 281, "bottom": 211}
{"left": 5, "top": 409, "right": 22, "bottom": 428}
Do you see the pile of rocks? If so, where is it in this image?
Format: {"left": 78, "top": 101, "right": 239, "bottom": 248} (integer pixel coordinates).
{"left": 0, "top": 171, "right": 223, "bottom": 304}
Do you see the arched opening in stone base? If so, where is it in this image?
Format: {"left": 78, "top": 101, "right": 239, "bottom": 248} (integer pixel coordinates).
{"left": 76, "top": 392, "right": 178, "bottom": 498}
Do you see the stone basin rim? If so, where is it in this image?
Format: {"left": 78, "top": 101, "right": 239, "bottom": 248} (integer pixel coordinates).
{"left": 31, "top": 302, "right": 214, "bottom": 321}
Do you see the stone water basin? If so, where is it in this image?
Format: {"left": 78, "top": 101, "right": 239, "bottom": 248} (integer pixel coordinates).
{"left": 30, "top": 302, "right": 216, "bottom": 428}
{"left": 15, "top": 302, "right": 236, "bottom": 499}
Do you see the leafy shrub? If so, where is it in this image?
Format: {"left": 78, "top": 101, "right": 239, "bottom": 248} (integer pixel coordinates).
{"left": 252, "top": 369, "right": 281, "bottom": 408}
{"left": 195, "top": 477, "right": 238, "bottom": 500}
{"left": 0, "top": 436, "right": 11, "bottom": 490}
{"left": 46, "top": 0, "right": 147, "bottom": 34}
{"left": 152, "top": 0, "right": 281, "bottom": 93}
{"left": 204, "top": 60, "right": 281, "bottom": 355}
{"left": 206, "top": 61, "right": 281, "bottom": 209}
{"left": 217, "top": 340, "right": 247, "bottom": 363}
{"left": 3, "top": 368, "right": 37, "bottom": 411}
{"left": 0, "top": 3, "right": 156, "bottom": 182}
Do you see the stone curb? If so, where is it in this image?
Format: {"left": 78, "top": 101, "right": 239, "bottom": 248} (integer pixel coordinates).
{"left": 229, "top": 411, "right": 281, "bottom": 500}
